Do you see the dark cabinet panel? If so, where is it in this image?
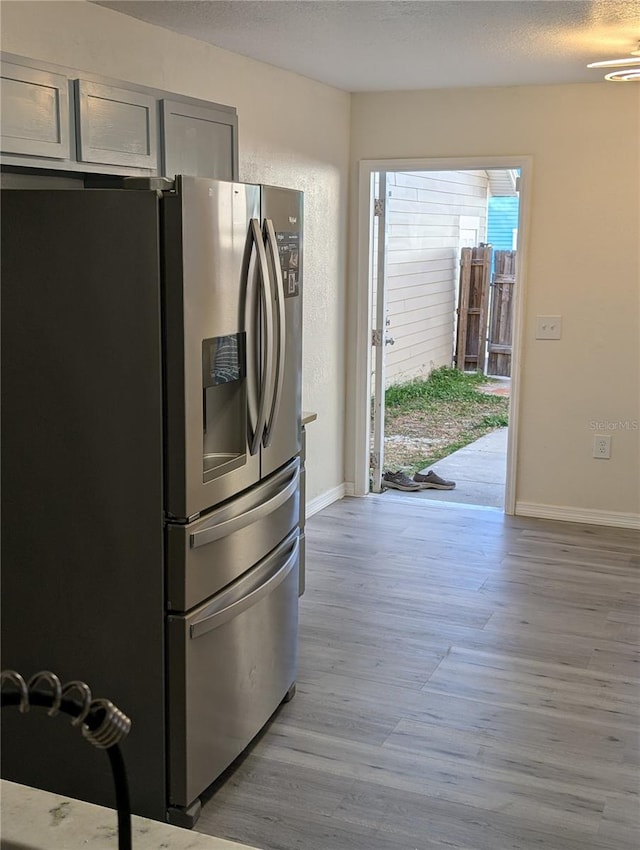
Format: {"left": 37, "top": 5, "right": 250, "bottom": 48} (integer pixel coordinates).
{"left": 0, "top": 61, "right": 70, "bottom": 159}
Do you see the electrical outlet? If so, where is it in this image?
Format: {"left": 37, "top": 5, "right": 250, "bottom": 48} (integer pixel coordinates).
{"left": 593, "top": 435, "right": 611, "bottom": 459}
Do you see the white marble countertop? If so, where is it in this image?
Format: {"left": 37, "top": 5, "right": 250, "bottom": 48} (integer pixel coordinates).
{"left": 0, "top": 780, "right": 260, "bottom": 850}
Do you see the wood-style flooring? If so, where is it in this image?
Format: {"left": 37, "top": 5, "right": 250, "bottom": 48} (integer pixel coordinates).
{"left": 196, "top": 495, "right": 640, "bottom": 850}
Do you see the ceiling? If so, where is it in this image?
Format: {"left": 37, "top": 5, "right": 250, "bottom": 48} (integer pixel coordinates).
{"left": 95, "top": 1, "right": 640, "bottom": 92}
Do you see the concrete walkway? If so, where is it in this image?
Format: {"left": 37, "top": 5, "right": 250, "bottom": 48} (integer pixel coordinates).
{"left": 384, "top": 427, "right": 508, "bottom": 508}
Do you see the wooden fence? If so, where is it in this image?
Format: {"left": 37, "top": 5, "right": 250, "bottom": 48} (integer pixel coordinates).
{"left": 454, "top": 245, "right": 492, "bottom": 373}
{"left": 455, "top": 246, "right": 516, "bottom": 377}
{"left": 487, "top": 250, "right": 516, "bottom": 377}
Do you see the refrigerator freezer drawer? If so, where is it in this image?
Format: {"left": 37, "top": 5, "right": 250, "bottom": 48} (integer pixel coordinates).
{"left": 166, "top": 457, "right": 300, "bottom": 611}
{"left": 167, "top": 530, "right": 299, "bottom": 807}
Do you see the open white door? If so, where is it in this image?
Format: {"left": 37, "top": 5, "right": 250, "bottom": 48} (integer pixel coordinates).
{"left": 370, "top": 171, "right": 389, "bottom": 493}
{"left": 355, "top": 156, "right": 531, "bottom": 511}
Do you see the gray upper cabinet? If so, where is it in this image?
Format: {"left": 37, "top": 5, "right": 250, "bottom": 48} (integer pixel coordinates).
{"left": 0, "top": 62, "right": 70, "bottom": 159}
{"left": 1, "top": 54, "right": 238, "bottom": 180}
{"left": 75, "top": 80, "right": 157, "bottom": 169}
{"left": 161, "top": 100, "right": 238, "bottom": 181}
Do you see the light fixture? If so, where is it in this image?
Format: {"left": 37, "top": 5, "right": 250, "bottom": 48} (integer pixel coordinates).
{"left": 587, "top": 56, "right": 640, "bottom": 68}
{"left": 604, "top": 69, "right": 640, "bottom": 82}
{"left": 587, "top": 40, "right": 640, "bottom": 81}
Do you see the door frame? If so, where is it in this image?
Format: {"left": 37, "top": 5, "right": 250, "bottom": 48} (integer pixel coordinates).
{"left": 353, "top": 156, "right": 533, "bottom": 514}
{"left": 371, "top": 170, "right": 389, "bottom": 493}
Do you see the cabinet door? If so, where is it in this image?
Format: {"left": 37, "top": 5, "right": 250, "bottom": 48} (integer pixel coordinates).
{"left": 75, "top": 79, "right": 157, "bottom": 169}
{"left": 0, "top": 62, "right": 70, "bottom": 159}
{"left": 161, "top": 99, "right": 237, "bottom": 181}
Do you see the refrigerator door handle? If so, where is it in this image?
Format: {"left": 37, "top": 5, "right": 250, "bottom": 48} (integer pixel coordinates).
{"left": 263, "top": 218, "right": 286, "bottom": 448}
{"left": 189, "top": 459, "right": 299, "bottom": 550}
{"left": 189, "top": 533, "right": 299, "bottom": 639}
{"left": 245, "top": 218, "right": 275, "bottom": 457}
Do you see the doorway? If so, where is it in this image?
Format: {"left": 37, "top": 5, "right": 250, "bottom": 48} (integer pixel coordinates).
{"left": 353, "top": 156, "right": 532, "bottom": 513}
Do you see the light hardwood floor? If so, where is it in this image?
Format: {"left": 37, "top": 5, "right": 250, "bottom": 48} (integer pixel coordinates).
{"left": 197, "top": 495, "right": 640, "bottom": 850}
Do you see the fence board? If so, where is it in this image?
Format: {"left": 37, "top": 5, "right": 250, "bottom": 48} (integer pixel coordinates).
{"left": 455, "top": 245, "right": 492, "bottom": 372}
{"left": 487, "top": 250, "right": 516, "bottom": 376}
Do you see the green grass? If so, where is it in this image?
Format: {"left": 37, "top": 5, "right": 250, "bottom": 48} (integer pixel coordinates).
{"left": 475, "top": 411, "right": 510, "bottom": 429}
{"left": 385, "top": 366, "right": 490, "bottom": 409}
{"left": 380, "top": 366, "right": 509, "bottom": 474}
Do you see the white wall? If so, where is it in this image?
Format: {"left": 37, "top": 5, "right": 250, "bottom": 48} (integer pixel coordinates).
{"left": 349, "top": 84, "right": 640, "bottom": 523}
{"left": 384, "top": 170, "right": 488, "bottom": 384}
{"left": 3, "top": 3, "right": 639, "bottom": 525}
{"left": 1, "top": 0, "right": 351, "bottom": 506}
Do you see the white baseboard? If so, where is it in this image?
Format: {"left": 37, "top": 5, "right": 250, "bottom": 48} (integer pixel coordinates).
{"left": 515, "top": 501, "right": 640, "bottom": 530}
{"left": 306, "top": 491, "right": 640, "bottom": 529}
{"left": 306, "top": 483, "right": 349, "bottom": 518}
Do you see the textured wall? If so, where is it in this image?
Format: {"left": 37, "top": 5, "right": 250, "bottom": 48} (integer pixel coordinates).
{"left": 4, "top": 3, "right": 639, "bottom": 522}
{"left": 1, "top": 0, "right": 351, "bottom": 505}
{"left": 349, "top": 84, "right": 640, "bottom": 521}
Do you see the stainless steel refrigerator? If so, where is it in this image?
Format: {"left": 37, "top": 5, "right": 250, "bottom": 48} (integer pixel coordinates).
{"left": 0, "top": 175, "right": 303, "bottom": 825}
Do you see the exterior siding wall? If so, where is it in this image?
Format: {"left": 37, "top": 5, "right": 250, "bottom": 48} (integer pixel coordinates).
{"left": 487, "top": 196, "right": 519, "bottom": 251}
{"left": 384, "top": 170, "right": 489, "bottom": 386}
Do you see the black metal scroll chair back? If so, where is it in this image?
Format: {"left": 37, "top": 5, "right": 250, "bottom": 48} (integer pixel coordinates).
{"left": 1, "top": 670, "right": 133, "bottom": 850}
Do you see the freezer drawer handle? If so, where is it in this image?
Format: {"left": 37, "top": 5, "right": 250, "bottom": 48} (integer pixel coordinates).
{"left": 189, "top": 462, "right": 299, "bottom": 550}
{"left": 189, "top": 535, "right": 299, "bottom": 640}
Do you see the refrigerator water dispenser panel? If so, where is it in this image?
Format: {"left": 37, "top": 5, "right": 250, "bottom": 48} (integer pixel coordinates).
{"left": 276, "top": 230, "right": 300, "bottom": 298}
{"left": 202, "top": 332, "right": 247, "bottom": 482}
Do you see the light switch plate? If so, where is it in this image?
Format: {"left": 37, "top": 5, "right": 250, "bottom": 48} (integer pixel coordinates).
{"left": 536, "top": 316, "right": 562, "bottom": 339}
